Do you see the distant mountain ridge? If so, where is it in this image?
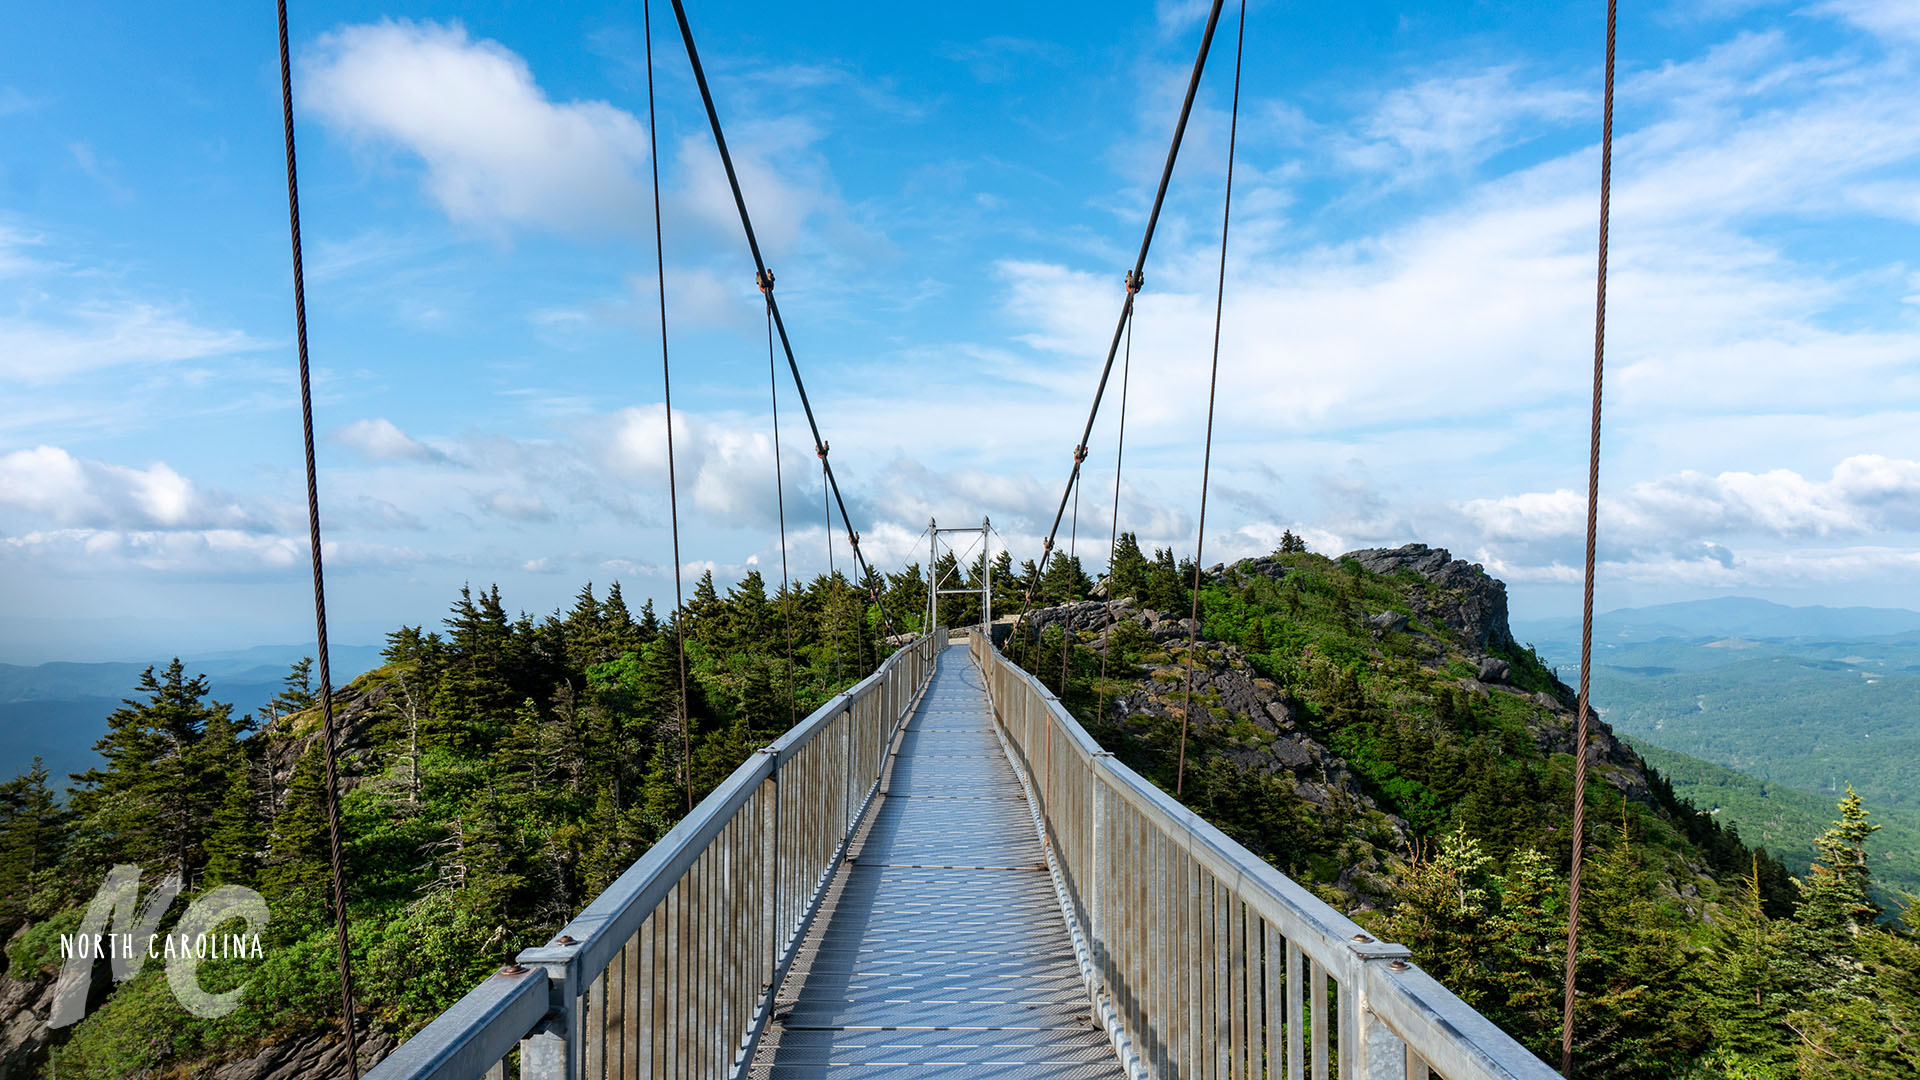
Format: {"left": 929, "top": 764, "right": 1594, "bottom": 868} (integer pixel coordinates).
{"left": 1514, "top": 596, "right": 1920, "bottom": 645}
{"left": 0, "top": 645, "right": 382, "bottom": 789}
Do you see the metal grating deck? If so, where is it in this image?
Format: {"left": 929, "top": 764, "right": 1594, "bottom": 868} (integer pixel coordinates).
{"left": 750, "top": 644, "right": 1125, "bottom": 1079}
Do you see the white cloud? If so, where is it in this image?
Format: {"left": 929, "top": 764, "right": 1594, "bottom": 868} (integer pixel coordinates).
{"left": 333, "top": 417, "right": 445, "bottom": 463}
{"left": 0, "top": 225, "right": 46, "bottom": 277}
{"left": 1341, "top": 68, "right": 1590, "bottom": 178}
{"left": 0, "top": 87, "right": 44, "bottom": 116}
{"left": 0, "top": 300, "right": 255, "bottom": 384}
{"left": 1819, "top": 0, "right": 1920, "bottom": 45}
{"left": 1447, "top": 456, "right": 1920, "bottom": 586}
{"left": 0, "top": 527, "right": 432, "bottom": 577}
{"left": 0, "top": 445, "right": 281, "bottom": 531}
{"left": 303, "top": 19, "right": 651, "bottom": 234}
{"left": 600, "top": 404, "right": 791, "bottom": 524}
{"left": 483, "top": 490, "right": 554, "bottom": 522}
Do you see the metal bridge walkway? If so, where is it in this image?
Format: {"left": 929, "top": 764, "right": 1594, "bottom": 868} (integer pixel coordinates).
{"left": 748, "top": 643, "right": 1125, "bottom": 1079}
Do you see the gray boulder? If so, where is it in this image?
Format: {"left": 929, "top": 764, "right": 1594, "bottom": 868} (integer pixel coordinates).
{"left": 1342, "top": 544, "right": 1515, "bottom": 652}
{"left": 1368, "top": 611, "right": 1409, "bottom": 634}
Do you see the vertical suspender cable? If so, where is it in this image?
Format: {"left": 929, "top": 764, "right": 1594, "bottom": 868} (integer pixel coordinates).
{"left": 1563, "top": 0, "right": 1617, "bottom": 1072}
{"left": 1175, "top": 0, "right": 1245, "bottom": 799}
{"left": 642, "top": 0, "right": 693, "bottom": 812}
{"left": 1061, "top": 471, "right": 1081, "bottom": 693}
{"left": 1012, "top": 0, "right": 1226, "bottom": 641}
{"left": 823, "top": 457, "right": 840, "bottom": 685}
{"left": 273, "top": 4, "right": 359, "bottom": 1073}
{"left": 666, "top": 0, "right": 897, "bottom": 637}
{"left": 765, "top": 292, "right": 797, "bottom": 730}
{"left": 1095, "top": 295, "right": 1137, "bottom": 727}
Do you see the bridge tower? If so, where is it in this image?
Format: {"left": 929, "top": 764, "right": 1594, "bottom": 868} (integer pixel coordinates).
{"left": 927, "top": 516, "right": 992, "bottom": 636}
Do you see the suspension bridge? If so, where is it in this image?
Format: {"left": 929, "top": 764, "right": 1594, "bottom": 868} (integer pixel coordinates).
{"left": 266, "top": 0, "right": 1623, "bottom": 1077}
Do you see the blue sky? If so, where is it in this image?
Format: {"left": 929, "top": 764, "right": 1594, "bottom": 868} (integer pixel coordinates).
{"left": 3, "top": 0, "right": 1919, "bottom": 662}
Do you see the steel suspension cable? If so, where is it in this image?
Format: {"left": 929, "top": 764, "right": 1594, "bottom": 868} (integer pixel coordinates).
{"left": 765, "top": 293, "right": 797, "bottom": 731}
{"left": 273, "top": 3, "right": 359, "bottom": 1072}
{"left": 642, "top": 0, "right": 693, "bottom": 812}
{"left": 1061, "top": 471, "right": 1081, "bottom": 693}
{"left": 1013, "top": 0, "right": 1227, "bottom": 640}
{"left": 666, "top": 0, "right": 896, "bottom": 637}
{"left": 1095, "top": 296, "right": 1138, "bottom": 727}
{"left": 823, "top": 456, "right": 840, "bottom": 685}
{"left": 1563, "top": 0, "right": 1617, "bottom": 1072}
{"left": 1175, "top": 0, "right": 1245, "bottom": 799}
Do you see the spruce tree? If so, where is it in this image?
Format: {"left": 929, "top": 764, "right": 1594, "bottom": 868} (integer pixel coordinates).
{"left": 69, "top": 660, "right": 234, "bottom": 882}
{"left": 1107, "top": 532, "right": 1149, "bottom": 600}
{"left": 0, "top": 759, "right": 65, "bottom": 940}
{"left": 1697, "top": 856, "right": 1791, "bottom": 1069}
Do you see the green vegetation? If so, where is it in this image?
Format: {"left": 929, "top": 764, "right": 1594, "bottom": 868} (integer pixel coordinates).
{"left": 1627, "top": 738, "right": 1920, "bottom": 900}
{"left": 1006, "top": 537, "right": 1919, "bottom": 1079}
{"left": 4, "top": 538, "right": 1913, "bottom": 1079}
{"left": 0, "top": 567, "right": 931, "bottom": 1078}
{"left": 1574, "top": 648, "right": 1920, "bottom": 815}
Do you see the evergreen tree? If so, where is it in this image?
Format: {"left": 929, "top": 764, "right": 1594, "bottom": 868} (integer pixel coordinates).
{"left": 435, "top": 585, "right": 517, "bottom": 749}
{"left": 0, "top": 759, "right": 65, "bottom": 941}
{"left": 1039, "top": 553, "right": 1093, "bottom": 605}
{"left": 1244, "top": 617, "right": 1268, "bottom": 654}
{"left": 69, "top": 660, "right": 236, "bottom": 882}
{"left": 261, "top": 744, "right": 333, "bottom": 930}
{"left": 729, "top": 571, "right": 771, "bottom": 651}
{"left": 990, "top": 550, "right": 1022, "bottom": 613}
{"left": 275, "top": 656, "right": 317, "bottom": 714}
{"left": 1107, "top": 532, "right": 1150, "bottom": 600}
{"left": 1697, "top": 856, "right": 1791, "bottom": 1070}
{"left": 689, "top": 570, "right": 724, "bottom": 642}
{"left": 603, "top": 581, "right": 646, "bottom": 653}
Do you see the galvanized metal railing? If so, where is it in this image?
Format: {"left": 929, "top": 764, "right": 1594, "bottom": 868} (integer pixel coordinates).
{"left": 365, "top": 628, "right": 944, "bottom": 1080}
{"left": 969, "top": 629, "right": 1560, "bottom": 1080}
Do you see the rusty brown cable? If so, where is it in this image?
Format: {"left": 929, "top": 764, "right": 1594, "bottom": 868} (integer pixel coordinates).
{"left": 1563, "top": 0, "right": 1616, "bottom": 1072}
{"left": 1094, "top": 298, "right": 1136, "bottom": 729}
{"left": 765, "top": 290, "right": 797, "bottom": 731}
{"left": 642, "top": 0, "right": 693, "bottom": 812}
{"left": 274, "top": 2, "right": 359, "bottom": 1072}
{"left": 1176, "top": 0, "right": 1244, "bottom": 799}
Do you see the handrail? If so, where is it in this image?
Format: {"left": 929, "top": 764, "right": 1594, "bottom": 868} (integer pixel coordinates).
{"left": 968, "top": 628, "right": 1559, "bottom": 1080}
{"left": 364, "top": 628, "right": 944, "bottom": 1080}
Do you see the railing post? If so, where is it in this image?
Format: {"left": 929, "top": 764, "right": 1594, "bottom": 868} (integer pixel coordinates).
{"left": 516, "top": 945, "right": 583, "bottom": 1080}
{"left": 1346, "top": 947, "right": 1412, "bottom": 1080}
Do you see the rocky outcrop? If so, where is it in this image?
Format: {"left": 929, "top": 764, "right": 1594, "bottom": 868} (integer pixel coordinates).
{"left": 0, "top": 967, "right": 55, "bottom": 1079}
{"left": 208, "top": 1028, "right": 396, "bottom": 1080}
{"left": 1342, "top": 544, "right": 1514, "bottom": 653}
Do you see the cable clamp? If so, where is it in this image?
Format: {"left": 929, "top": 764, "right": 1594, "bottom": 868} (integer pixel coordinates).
{"left": 756, "top": 268, "right": 776, "bottom": 294}
{"left": 1073, "top": 444, "right": 1088, "bottom": 464}
{"left": 816, "top": 441, "right": 829, "bottom": 460}
{"left": 848, "top": 532, "right": 860, "bottom": 549}
{"left": 1042, "top": 538, "right": 1054, "bottom": 552}
{"left": 1125, "top": 269, "right": 1143, "bottom": 294}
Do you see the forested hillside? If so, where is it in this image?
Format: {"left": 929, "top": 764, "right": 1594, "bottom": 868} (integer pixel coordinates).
{"left": 1002, "top": 537, "right": 1919, "bottom": 1080}
{"left": 1627, "top": 739, "right": 1920, "bottom": 901}
{"left": 0, "top": 539, "right": 1914, "bottom": 1079}
{"left": 0, "top": 568, "right": 911, "bottom": 1079}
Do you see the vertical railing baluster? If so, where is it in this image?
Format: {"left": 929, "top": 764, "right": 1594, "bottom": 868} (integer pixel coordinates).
{"left": 1264, "top": 922, "right": 1280, "bottom": 1080}
{"left": 1236, "top": 902, "right": 1249, "bottom": 1080}
{"left": 1310, "top": 958, "right": 1328, "bottom": 1080}
{"left": 1287, "top": 940, "right": 1303, "bottom": 1080}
